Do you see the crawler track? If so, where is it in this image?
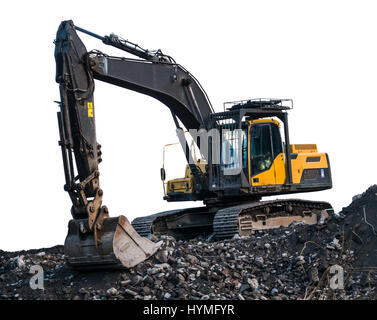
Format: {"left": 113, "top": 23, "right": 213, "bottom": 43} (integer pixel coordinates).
{"left": 131, "top": 209, "right": 185, "bottom": 238}
{"left": 132, "top": 199, "right": 333, "bottom": 240}
{"left": 213, "top": 199, "right": 333, "bottom": 239}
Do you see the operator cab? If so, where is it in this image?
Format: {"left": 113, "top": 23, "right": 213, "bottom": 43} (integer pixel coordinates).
{"left": 163, "top": 98, "right": 332, "bottom": 203}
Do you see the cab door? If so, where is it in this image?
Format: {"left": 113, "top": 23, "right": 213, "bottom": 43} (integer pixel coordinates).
{"left": 249, "top": 123, "right": 285, "bottom": 186}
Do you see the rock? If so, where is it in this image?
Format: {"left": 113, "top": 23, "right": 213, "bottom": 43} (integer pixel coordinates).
{"left": 155, "top": 263, "right": 171, "bottom": 270}
{"left": 106, "top": 288, "right": 119, "bottom": 296}
{"left": 309, "top": 267, "right": 319, "bottom": 283}
{"left": 189, "top": 273, "right": 196, "bottom": 281}
{"left": 271, "top": 288, "right": 279, "bottom": 295}
{"left": 176, "top": 274, "right": 185, "bottom": 283}
{"left": 131, "top": 275, "right": 143, "bottom": 286}
{"left": 187, "top": 254, "right": 199, "bottom": 264}
{"left": 240, "top": 284, "right": 249, "bottom": 293}
{"left": 147, "top": 267, "right": 160, "bottom": 275}
{"left": 248, "top": 278, "right": 259, "bottom": 290}
{"left": 155, "top": 250, "right": 169, "bottom": 263}
{"left": 17, "top": 256, "right": 25, "bottom": 269}
{"left": 255, "top": 256, "right": 264, "bottom": 267}
{"left": 238, "top": 293, "right": 245, "bottom": 300}
{"left": 78, "top": 288, "right": 88, "bottom": 295}
{"left": 125, "top": 289, "right": 137, "bottom": 297}
{"left": 143, "top": 275, "right": 154, "bottom": 285}
{"left": 143, "top": 286, "right": 151, "bottom": 295}
{"left": 121, "top": 280, "right": 131, "bottom": 287}
{"left": 215, "top": 242, "right": 225, "bottom": 250}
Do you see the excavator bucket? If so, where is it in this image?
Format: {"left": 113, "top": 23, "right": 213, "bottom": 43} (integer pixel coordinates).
{"left": 64, "top": 215, "right": 162, "bottom": 270}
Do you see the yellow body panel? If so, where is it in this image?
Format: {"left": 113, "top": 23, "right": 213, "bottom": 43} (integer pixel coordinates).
{"left": 249, "top": 118, "right": 280, "bottom": 127}
{"left": 291, "top": 144, "right": 317, "bottom": 153}
{"left": 167, "top": 177, "right": 193, "bottom": 194}
{"left": 167, "top": 159, "right": 206, "bottom": 194}
{"left": 250, "top": 162, "right": 277, "bottom": 186}
{"left": 250, "top": 151, "right": 328, "bottom": 186}
{"left": 291, "top": 153, "right": 328, "bottom": 184}
{"left": 250, "top": 153, "right": 285, "bottom": 186}
{"left": 274, "top": 153, "right": 286, "bottom": 184}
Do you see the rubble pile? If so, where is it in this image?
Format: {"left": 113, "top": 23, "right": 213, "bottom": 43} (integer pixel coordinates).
{"left": 1, "top": 186, "right": 377, "bottom": 300}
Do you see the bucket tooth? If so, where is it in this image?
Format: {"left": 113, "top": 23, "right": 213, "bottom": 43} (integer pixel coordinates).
{"left": 64, "top": 215, "right": 162, "bottom": 270}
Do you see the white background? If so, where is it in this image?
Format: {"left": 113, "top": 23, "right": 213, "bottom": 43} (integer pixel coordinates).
{"left": 1, "top": 0, "right": 376, "bottom": 251}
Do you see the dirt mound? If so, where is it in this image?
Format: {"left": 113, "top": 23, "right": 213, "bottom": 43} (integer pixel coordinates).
{"left": 0, "top": 186, "right": 376, "bottom": 300}
{"left": 339, "top": 184, "right": 377, "bottom": 268}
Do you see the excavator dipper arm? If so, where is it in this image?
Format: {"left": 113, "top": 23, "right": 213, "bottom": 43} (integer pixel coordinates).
{"left": 55, "top": 20, "right": 100, "bottom": 225}
{"left": 55, "top": 20, "right": 169, "bottom": 269}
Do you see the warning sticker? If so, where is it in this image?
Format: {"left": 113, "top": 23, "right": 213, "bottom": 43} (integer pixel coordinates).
{"left": 87, "top": 102, "right": 94, "bottom": 117}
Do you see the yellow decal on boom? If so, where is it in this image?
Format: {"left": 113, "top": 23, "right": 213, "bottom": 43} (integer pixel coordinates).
{"left": 87, "top": 102, "right": 94, "bottom": 118}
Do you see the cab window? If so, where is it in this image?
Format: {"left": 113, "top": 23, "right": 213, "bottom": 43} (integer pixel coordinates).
{"left": 271, "top": 124, "right": 283, "bottom": 156}
{"left": 250, "top": 124, "right": 273, "bottom": 176}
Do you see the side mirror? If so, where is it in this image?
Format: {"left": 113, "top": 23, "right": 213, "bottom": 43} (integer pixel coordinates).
{"left": 160, "top": 168, "right": 166, "bottom": 181}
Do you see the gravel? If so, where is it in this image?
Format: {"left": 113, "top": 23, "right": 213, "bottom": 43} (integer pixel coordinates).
{"left": 1, "top": 185, "right": 377, "bottom": 300}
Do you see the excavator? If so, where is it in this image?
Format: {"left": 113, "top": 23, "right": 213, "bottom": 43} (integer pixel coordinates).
{"left": 54, "top": 20, "right": 333, "bottom": 270}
